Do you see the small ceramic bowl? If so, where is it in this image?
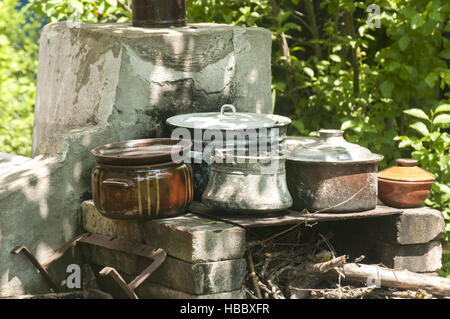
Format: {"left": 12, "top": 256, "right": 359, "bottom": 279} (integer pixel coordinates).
{"left": 378, "top": 158, "right": 435, "bottom": 208}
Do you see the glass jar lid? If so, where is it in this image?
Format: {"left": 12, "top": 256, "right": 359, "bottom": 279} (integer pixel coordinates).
{"left": 166, "top": 104, "right": 292, "bottom": 130}
{"left": 285, "top": 129, "right": 383, "bottom": 163}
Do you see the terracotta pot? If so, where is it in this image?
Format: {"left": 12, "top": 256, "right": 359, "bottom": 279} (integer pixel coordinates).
{"left": 378, "top": 158, "right": 435, "bottom": 208}
{"left": 91, "top": 138, "right": 193, "bottom": 219}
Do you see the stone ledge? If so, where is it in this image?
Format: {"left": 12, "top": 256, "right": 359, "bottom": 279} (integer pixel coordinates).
{"left": 81, "top": 200, "right": 246, "bottom": 263}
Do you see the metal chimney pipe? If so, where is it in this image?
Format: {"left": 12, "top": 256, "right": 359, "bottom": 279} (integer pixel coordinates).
{"left": 132, "top": 0, "right": 187, "bottom": 28}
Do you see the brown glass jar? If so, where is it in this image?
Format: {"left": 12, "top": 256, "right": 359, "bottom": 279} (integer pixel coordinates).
{"left": 92, "top": 162, "right": 193, "bottom": 219}
{"left": 132, "top": 0, "right": 187, "bottom": 28}
{"left": 91, "top": 138, "right": 193, "bottom": 219}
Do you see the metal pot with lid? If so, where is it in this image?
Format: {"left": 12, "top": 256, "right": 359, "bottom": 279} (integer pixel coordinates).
{"left": 284, "top": 129, "right": 383, "bottom": 213}
{"left": 201, "top": 149, "right": 293, "bottom": 214}
{"left": 166, "top": 104, "right": 292, "bottom": 199}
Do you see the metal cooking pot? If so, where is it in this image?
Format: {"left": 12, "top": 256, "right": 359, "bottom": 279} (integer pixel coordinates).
{"left": 166, "top": 104, "right": 292, "bottom": 199}
{"left": 284, "top": 130, "right": 383, "bottom": 213}
{"left": 201, "top": 150, "right": 292, "bottom": 214}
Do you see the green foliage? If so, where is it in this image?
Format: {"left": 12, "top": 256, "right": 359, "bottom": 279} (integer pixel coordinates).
{"left": 28, "top": 0, "right": 132, "bottom": 23}
{"left": 0, "top": 0, "right": 40, "bottom": 156}
{"left": 396, "top": 104, "right": 450, "bottom": 240}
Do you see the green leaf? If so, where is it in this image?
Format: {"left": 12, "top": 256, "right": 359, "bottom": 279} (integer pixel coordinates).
{"left": 409, "top": 121, "right": 429, "bottom": 136}
{"left": 329, "top": 54, "right": 342, "bottom": 63}
{"left": 340, "top": 120, "right": 356, "bottom": 130}
{"left": 403, "top": 108, "right": 431, "bottom": 121}
{"left": 433, "top": 114, "right": 450, "bottom": 125}
{"left": 398, "top": 35, "right": 410, "bottom": 51}
{"left": 303, "top": 67, "right": 314, "bottom": 78}
{"left": 435, "top": 104, "right": 450, "bottom": 114}
{"left": 440, "top": 49, "right": 450, "bottom": 60}
{"left": 380, "top": 81, "right": 394, "bottom": 98}
{"left": 425, "top": 73, "right": 439, "bottom": 88}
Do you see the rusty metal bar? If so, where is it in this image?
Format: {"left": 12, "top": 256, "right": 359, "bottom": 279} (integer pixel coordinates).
{"left": 10, "top": 233, "right": 166, "bottom": 299}
{"left": 10, "top": 246, "right": 60, "bottom": 292}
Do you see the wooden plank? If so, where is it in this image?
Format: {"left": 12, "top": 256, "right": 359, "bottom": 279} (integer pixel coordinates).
{"left": 187, "top": 201, "right": 402, "bottom": 228}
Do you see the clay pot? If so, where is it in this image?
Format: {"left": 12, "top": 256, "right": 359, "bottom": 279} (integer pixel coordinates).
{"left": 91, "top": 138, "right": 193, "bottom": 220}
{"left": 378, "top": 158, "right": 435, "bottom": 208}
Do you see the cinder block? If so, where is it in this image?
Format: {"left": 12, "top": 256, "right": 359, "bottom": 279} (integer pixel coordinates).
{"left": 394, "top": 207, "right": 445, "bottom": 244}
{"left": 90, "top": 264, "right": 245, "bottom": 299}
{"left": 376, "top": 240, "right": 442, "bottom": 273}
{"left": 81, "top": 200, "right": 246, "bottom": 263}
{"left": 82, "top": 245, "right": 247, "bottom": 295}
{"left": 149, "top": 257, "right": 247, "bottom": 295}
{"left": 358, "top": 207, "right": 444, "bottom": 245}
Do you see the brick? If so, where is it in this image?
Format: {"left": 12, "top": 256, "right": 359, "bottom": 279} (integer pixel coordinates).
{"left": 375, "top": 240, "right": 442, "bottom": 273}
{"left": 81, "top": 200, "right": 246, "bottom": 262}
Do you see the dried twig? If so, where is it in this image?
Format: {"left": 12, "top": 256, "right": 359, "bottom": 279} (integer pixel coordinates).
{"left": 246, "top": 250, "right": 262, "bottom": 299}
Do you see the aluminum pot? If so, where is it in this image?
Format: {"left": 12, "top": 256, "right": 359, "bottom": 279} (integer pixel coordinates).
{"left": 166, "top": 104, "right": 292, "bottom": 199}
{"left": 201, "top": 150, "right": 293, "bottom": 214}
{"left": 132, "top": 0, "right": 186, "bottom": 28}
{"left": 284, "top": 130, "right": 383, "bottom": 213}
{"left": 91, "top": 138, "right": 193, "bottom": 220}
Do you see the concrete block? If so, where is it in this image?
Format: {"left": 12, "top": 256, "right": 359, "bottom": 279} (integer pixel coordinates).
{"left": 344, "top": 207, "right": 444, "bottom": 245}
{"left": 394, "top": 207, "right": 445, "bottom": 244}
{"left": 83, "top": 243, "right": 246, "bottom": 295}
{"left": 81, "top": 200, "right": 246, "bottom": 263}
{"left": 376, "top": 240, "right": 442, "bottom": 273}
{"left": 81, "top": 200, "right": 140, "bottom": 241}
{"left": 142, "top": 214, "right": 246, "bottom": 263}
{"left": 90, "top": 264, "right": 244, "bottom": 299}
{"left": 149, "top": 257, "right": 247, "bottom": 295}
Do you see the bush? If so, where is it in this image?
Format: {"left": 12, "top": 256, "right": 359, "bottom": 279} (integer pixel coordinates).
{"left": 0, "top": 0, "right": 40, "bottom": 156}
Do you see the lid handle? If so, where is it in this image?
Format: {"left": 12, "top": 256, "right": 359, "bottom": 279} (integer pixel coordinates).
{"left": 319, "top": 129, "right": 344, "bottom": 139}
{"left": 220, "top": 104, "right": 236, "bottom": 117}
{"left": 396, "top": 158, "right": 418, "bottom": 167}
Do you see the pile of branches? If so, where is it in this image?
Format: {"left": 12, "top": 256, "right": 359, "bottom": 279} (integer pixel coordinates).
{"left": 243, "top": 224, "right": 450, "bottom": 299}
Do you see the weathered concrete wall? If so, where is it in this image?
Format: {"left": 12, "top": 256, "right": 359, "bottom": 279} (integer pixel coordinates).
{"left": 32, "top": 22, "right": 272, "bottom": 156}
{"left": 0, "top": 22, "right": 272, "bottom": 297}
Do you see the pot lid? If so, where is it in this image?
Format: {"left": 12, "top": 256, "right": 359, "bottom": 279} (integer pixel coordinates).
{"left": 378, "top": 158, "right": 435, "bottom": 182}
{"left": 166, "top": 104, "right": 292, "bottom": 130}
{"left": 91, "top": 138, "right": 192, "bottom": 166}
{"left": 285, "top": 129, "right": 383, "bottom": 163}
